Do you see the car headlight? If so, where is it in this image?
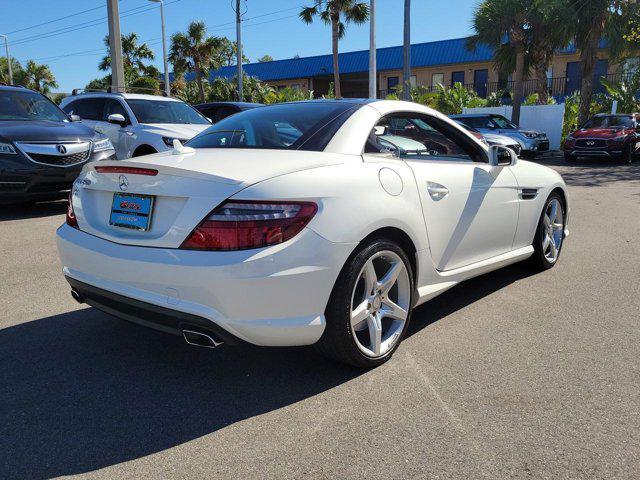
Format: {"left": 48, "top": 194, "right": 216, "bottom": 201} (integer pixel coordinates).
{"left": 611, "top": 135, "right": 627, "bottom": 142}
{"left": 522, "top": 131, "right": 538, "bottom": 138}
{"left": 93, "top": 138, "right": 114, "bottom": 152}
{"left": 0, "top": 142, "right": 17, "bottom": 155}
{"left": 162, "top": 136, "right": 190, "bottom": 147}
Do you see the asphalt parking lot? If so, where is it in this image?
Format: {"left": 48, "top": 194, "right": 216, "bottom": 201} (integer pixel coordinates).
{"left": 1, "top": 155, "right": 639, "bottom": 479}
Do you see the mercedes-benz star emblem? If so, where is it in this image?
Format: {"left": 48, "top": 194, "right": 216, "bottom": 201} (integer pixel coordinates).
{"left": 56, "top": 144, "right": 67, "bottom": 154}
{"left": 119, "top": 175, "right": 128, "bottom": 191}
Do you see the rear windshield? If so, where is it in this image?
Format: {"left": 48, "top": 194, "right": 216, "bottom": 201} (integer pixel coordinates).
{"left": 582, "top": 115, "right": 634, "bottom": 129}
{"left": 186, "top": 102, "right": 358, "bottom": 152}
{"left": 126, "top": 99, "right": 210, "bottom": 124}
{"left": 0, "top": 90, "right": 69, "bottom": 122}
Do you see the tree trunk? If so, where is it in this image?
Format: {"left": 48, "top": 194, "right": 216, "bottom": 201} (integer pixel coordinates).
{"left": 535, "top": 66, "right": 549, "bottom": 104}
{"left": 195, "top": 66, "right": 205, "bottom": 103}
{"left": 331, "top": 17, "right": 341, "bottom": 99}
{"left": 511, "top": 46, "right": 525, "bottom": 125}
{"left": 578, "top": 32, "right": 601, "bottom": 125}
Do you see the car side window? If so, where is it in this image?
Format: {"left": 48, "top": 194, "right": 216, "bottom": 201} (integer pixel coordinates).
{"left": 67, "top": 98, "right": 105, "bottom": 121}
{"left": 103, "top": 99, "right": 129, "bottom": 123}
{"left": 366, "top": 113, "right": 486, "bottom": 163}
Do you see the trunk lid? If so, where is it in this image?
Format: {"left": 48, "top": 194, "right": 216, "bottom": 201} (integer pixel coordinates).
{"left": 73, "top": 148, "right": 346, "bottom": 248}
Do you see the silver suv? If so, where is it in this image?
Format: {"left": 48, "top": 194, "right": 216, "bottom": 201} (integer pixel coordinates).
{"left": 60, "top": 92, "right": 211, "bottom": 159}
{"left": 451, "top": 114, "right": 549, "bottom": 157}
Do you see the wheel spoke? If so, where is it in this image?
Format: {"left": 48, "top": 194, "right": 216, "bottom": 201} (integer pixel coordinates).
{"left": 548, "top": 201, "right": 558, "bottom": 223}
{"left": 549, "top": 238, "right": 558, "bottom": 259}
{"left": 367, "top": 313, "right": 382, "bottom": 356}
{"left": 381, "top": 298, "right": 408, "bottom": 321}
{"left": 363, "top": 260, "right": 377, "bottom": 296}
{"left": 542, "top": 234, "right": 551, "bottom": 250}
{"left": 351, "top": 300, "right": 370, "bottom": 328}
{"left": 378, "top": 261, "right": 403, "bottom": 295}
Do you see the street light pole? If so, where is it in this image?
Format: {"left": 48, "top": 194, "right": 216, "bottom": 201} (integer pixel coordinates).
{"left": 235, "top": 0, "right": 243, "bottom": 101}
{"left": 402, "top": 0, "right": 411, "bottom": 101}
{"left": 368, "top": 0, "right": 376, "bottom": 98}
{"left": 106, "top": 0, "right": 125, "bottom": 92}
{"left": 149, "top": 0, "right": 170, "bottom": 96}
{"left": 0, "top": 35, "right": 13, "bottom": 85}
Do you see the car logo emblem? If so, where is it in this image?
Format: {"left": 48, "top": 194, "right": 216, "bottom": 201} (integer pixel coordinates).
{"left": 56, "top": 144, "right": 67, "bottom": 154}
{"left": 119, "top": 175, "right": 128, "bottom": 191}
{"left": 586, "top": 141, "right": 594, "bottom": 146}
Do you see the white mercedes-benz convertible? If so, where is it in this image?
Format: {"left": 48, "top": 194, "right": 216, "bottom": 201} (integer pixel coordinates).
{"left": 57, "top": 99, "right": 569, "bottom": 367}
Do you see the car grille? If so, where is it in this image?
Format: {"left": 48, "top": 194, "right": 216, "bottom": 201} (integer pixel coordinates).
{"left": 15, "top": 141, "right": 92, "bottom": 167}
{"left": 28, "top": 150, "right": 90, "bottom": 166}
{"left": 537, "top": 140, "right": 549, "bottom": 151}
{"left": 575, "top": 139, "right": 607, "bottom": 149}
{"left": 508, "top": 144, "right": 522, "bottom": 155}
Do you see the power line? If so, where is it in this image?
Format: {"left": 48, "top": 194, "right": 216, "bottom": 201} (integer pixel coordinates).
{"left": 9, "top": 1, "right": 181, "bottom": 48}
{"left": 4, "top": 2, "right": 109, "bottom": 36}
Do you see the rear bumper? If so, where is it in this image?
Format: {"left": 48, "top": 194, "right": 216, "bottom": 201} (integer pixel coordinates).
{"left": 56, "top": 224, "right": 357, "bottom": 347}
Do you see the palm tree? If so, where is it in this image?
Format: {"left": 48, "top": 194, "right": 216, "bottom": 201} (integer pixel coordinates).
{"left": 25, "top": 61, "right": 58, "bottom": 94}
{"left": 300, "top": 1, "right": 369, "bottom": 99}
{"left": 169, "top": 21, "right": 225, "bottom": 103}
{"left": 568, "top": 0, "right": 636, "bottom": 124}
{"left": 469, "top": 0, "right": 528, "bottom": 124}
{"left": 99, "top": 32, "right": 155, "bottom": 81}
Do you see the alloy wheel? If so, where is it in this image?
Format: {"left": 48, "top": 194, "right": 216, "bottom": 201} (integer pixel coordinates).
{"left": 542, "top": 198, "right": 564, "bottom": 264}
{"left": 350, "top": 250, "right": 411, "bottom": 358}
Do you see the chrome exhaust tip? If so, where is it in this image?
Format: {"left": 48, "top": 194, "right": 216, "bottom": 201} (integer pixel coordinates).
{"left": 182, "top": 329, "right": 223, "bottom": 349}
{"left": 71, "top": 288, "right": 84, "bottom": 304}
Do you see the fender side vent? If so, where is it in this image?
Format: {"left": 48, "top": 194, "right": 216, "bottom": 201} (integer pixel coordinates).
{"left": 520, "top": 188, "right": 538, "bottom": 200}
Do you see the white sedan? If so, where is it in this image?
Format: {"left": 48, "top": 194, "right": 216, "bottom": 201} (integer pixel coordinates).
{"left": 57, "top": 100, "right": 569, "bottom": 368}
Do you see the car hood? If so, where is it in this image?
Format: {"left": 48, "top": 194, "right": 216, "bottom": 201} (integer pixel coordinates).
{"left": 0, "top": 120, "right": 97, "bottom": 142}
{"left": 139, "top": 123, "right": 211, "bottom": 140}
{"left": 482, "top": 133, "right": 518, "bottom": 145}
{"left": 571, "top": 128, "right": 628, "bottom": 139}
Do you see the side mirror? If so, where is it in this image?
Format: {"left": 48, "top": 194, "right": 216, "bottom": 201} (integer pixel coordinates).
{"left": 489, "top": 145, "right": 517, "bottom": 166}
{"left": 373, "top": 125, "right": 388, "bottom": 136}
{"left": 70, "top": 114, "right": 81, "bottom": 122}
{"left": 107, "top": 113, "right": 128, "bottom": 127}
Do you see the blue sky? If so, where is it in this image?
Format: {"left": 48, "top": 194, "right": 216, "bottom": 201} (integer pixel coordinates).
{"left": 1, "top": 0, "right": 478, "bottom": 92}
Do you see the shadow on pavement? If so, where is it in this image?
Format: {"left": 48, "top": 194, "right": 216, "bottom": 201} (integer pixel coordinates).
{"left": 537, "top": 156, "right": 640, "bottom": 187}
{"left": 0, "top": 264, "right": 536, "bottom": 479}
{"left": 0, "top": 200, "right": 67, "bottom": 221}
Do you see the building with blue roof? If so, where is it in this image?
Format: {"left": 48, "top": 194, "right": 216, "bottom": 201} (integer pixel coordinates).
{"left": 205, "top": 36, "right": 622, "bottom": 99}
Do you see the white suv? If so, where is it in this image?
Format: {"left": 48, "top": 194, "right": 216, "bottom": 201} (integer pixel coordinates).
{"left": 60, "top": 92, "right": 211, "bottom": 159}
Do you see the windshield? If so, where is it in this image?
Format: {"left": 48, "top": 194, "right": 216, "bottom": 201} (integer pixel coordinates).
{"left": 126, "top": 99, "right": 210, "bottom": 124}
{"left": 186, "top": 102, "right": 357, "bottom": 151}
{"left": 582, "top": 115, "right": 634, "bottom": 129}
{"left": 0, "top": 90, "right": 69, "bottom": 122}
{"left": 490, "top": 115, "right": 518, "bottom": 129}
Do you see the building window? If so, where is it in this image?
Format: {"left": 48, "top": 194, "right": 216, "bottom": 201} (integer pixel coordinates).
{"left": 451, "top": 71, "right": 465, "bottom": 86}
{"left": 432, "top": 73, "right": 444, "bottom": 87}
{"left": 387, "top": 76, "right": 399, "bottom": 91}
{"left": 410, "top": 75, "right": 417, "bottom": 87}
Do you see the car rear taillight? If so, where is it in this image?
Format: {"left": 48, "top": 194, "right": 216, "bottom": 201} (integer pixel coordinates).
{"left": 94, "top": 166, "right": 158, "bottom": 176}
{"left": 180, "top": 200, "right": 317, "bottom": 251}
{"left": 66, "top": 192, "right": 79, "bottom": 229}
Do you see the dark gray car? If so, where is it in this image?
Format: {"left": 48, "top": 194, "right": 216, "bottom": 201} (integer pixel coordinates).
{"left": 0, "top": 86, "right": 115, "bottom": 204}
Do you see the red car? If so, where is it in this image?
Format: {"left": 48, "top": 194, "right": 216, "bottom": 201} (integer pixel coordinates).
{"left": 563, "top": 113, "right": 640, "bottom": 164}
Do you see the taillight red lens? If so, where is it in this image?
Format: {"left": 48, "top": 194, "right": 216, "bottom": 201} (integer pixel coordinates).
{"left": 180, "top": 200, "right": 317, "bottom": 251}
{"left": 66, "top": 192, "right": 78, "bottom": 229}
{"left": 94, "top": 166, "right": 158, "bottom": 176}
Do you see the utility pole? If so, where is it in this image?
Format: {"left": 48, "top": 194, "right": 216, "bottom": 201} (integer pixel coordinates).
{"left": 0, "top": 35, "right": 12, "bottom": 84}
{"left": 235, "top": 0, "right": 243, "bottom": 101}
{"left": 149, "top": 0, "right": 170, "bottom": 96}
{"left": 402, "top": 0, "right": 411, "bottom": 101}
{"left": 368, "top": 0, "right": 376, "bottom": 98}
{"left": 107, "top": 0, "right": 125, "bottom": 92}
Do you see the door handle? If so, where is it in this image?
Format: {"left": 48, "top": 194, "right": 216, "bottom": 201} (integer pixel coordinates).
{"left": 427, "top": 182, "right": 449, "bottom": 200}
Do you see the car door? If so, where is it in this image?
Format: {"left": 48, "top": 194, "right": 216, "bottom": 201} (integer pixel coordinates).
{"left": 370, "top": 112, "right": 519, "bottom": 271}
{"left": 101, "top": 99, "right": 134, "bottom": 159}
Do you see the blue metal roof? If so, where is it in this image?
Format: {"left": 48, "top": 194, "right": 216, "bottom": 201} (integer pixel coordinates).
{"left": 208, "top": 36, "right": 495, "bottom": 82}
{"left": 202, "top": 36, "right": 606, "bottom": 83}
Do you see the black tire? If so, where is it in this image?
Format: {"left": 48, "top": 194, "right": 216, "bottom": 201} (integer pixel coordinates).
{"left": 564, "top": 152, "right": 576, "bottom": 163}
{"left": 623, "top": 142, "right": 634, "bottom": 164}
{"left": 315, "top": 238, "right": 414, "bottom": 368}
{"left": 527, "top": 192, "right": 565, "bottom": 271}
